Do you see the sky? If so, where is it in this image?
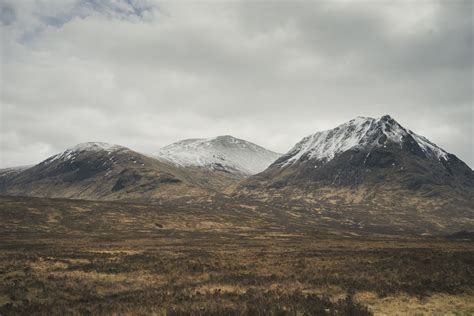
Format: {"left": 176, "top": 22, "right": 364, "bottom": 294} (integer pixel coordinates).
{"left": 0, "top": 0, "right": 473, "bottom": 168}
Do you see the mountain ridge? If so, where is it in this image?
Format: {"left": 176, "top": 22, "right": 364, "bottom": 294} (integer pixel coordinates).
{"left": 0, "top": 137, "right": 282, "bottom": 201}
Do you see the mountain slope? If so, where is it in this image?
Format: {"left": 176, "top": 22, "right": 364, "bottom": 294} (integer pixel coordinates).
{"left": 0, "top": 165, "right": 32, "bottom": 180}
{"left": 0, "top": 142, "right": 211, "bottom": 201}
{"left": 236, "top": 115, "right": 474, "bottom": 234}
{"left": 153, "top": 135, "right": 281, "bottom": 176}
{"left": 242, "top": 115, "right": 473, "bottom": 191}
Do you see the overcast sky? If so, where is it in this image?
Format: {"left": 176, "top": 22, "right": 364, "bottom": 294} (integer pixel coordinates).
{"left": 1, "top": 0, "right": 473, "bottom": 168}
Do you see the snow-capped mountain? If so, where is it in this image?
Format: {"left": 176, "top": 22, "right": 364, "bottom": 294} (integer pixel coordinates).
{"left": 153, "top": 135, "right": 281, "bottom": 175}
{"left": 277, "top": 115, "right": 448, "bottom": 168}
{"left": 240, "top": 115, "right": 473, "bottom": 193}
{"left": 234, "top": 115, "right": 474, "bottom": 236}
{"left": 0, "top": 142, "right": 207, "bottom": 201}
{"left": 0, "top": 139, "right": 279, "bottom": 200}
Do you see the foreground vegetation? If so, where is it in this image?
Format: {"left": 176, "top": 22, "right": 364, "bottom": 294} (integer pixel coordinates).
{"left": 0, "top": 196, "right": 473, "bottom": 315}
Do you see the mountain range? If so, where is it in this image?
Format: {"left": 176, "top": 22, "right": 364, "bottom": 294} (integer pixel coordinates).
{"left": 1, "top": 115, "right": 472, "bottom": 234}
{"left": 0, "top": 136, "right": 279, "bottom": 201}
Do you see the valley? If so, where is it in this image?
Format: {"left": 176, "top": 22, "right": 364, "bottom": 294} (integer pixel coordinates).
{"left": 0, "top": 195, "right": 473, "bottom": 315}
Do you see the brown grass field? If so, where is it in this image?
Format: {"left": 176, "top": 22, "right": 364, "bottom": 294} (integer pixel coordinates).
{"left": 0, "top": 195, "right": 473, "bottom": 315}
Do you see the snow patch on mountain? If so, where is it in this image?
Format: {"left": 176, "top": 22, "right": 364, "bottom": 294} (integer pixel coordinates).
{"left": 70, "top": 142, "right": 123, "bottom": 152}
{"left": 409, "top": 133, "right": 449, "bottom": 162}
{"left": 46, "top": 142, "right": 125, "bottom": 163}
{"left": 153, "top": 135, "right": 281, "bottom": 175}
{"left": 280, "top": 115, "right": 449, "bottom": 167}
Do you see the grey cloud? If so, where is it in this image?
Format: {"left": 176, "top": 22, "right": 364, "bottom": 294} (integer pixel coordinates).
{"left": 0, "top": 3, "right": 16, "bottom": 26}
{"left": 0, "top": 0, "right": 472, "bottom": 168}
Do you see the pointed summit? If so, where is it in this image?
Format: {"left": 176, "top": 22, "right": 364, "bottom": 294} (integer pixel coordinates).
{"left": 239, "top": 115, "right": 472, "bottom": 195}
{"left": 379, "top": 114, "right": 393, "bottom": 121}
{"left": 236, "top": 115, "right": 473, "bottom": 235}
{"left": 274, "top": 115, "right": 448, "bottom": 168}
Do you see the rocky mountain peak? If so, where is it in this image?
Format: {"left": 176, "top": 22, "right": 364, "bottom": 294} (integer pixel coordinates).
{"left": 274, "top": 115, "right": 449, "bottom": 168}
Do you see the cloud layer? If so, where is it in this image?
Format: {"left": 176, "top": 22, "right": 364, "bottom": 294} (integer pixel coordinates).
{"left": 1, "top": 0, "right": 473, "bottom": 167}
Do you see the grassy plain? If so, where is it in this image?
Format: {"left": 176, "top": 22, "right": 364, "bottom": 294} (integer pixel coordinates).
{"left": 0, "top": 196, "right": 472, "bottom": 315}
